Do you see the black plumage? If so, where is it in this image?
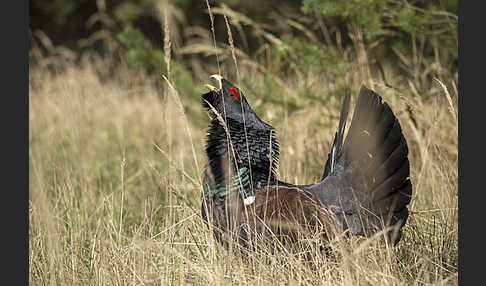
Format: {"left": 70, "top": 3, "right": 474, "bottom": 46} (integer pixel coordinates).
{"left": 201, "top": 76, "right": 412, "bottom": 248}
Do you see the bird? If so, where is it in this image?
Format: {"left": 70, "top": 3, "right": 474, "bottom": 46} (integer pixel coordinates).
{"left": 200, "top": 74, "right": 412, "bottom": 250}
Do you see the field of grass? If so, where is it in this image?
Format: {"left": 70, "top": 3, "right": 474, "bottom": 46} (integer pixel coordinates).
{"left": 29, "top": 12, "right": 458, "bottom": 283}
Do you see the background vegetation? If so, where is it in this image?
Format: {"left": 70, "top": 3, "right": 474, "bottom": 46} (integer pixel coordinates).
{"left": 29, "top": 0, "right": 458, "bottom": 284}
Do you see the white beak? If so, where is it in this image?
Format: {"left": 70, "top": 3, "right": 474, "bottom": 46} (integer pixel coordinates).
{"left": 210, "top": 74, "right": 223, "bottom": 89}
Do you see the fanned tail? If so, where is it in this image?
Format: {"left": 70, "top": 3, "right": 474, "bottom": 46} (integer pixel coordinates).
{"left": 310, "top": 85, "right": 412, "bottom": 245}
{"left": 322, "top": 92, "right": 351, "bottom": 179}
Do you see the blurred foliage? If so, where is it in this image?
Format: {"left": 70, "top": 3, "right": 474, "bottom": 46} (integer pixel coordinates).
{"left": 116, "top": 24, "right": 201, "bottom": 121}
{"left": 29, "top": 0, "right": 458, "bottom": 111}
{"left": 280, "top": 36, "right": 347, "bottom": 77}
{"left": 301, "top": 0, "right": 456, "bottom": 39}
{"left": 114, "top": 1, "right": 151, "bottom": 24}
{"left": 301, "top": 0, "right": 387, "bottom": 39}
{"left": 117, "top": 25, "right": 166, "bottom": 74}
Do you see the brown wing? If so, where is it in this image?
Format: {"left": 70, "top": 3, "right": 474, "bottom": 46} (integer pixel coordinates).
{"left": 233, "top": 186, "right": 342, "bottom": 247}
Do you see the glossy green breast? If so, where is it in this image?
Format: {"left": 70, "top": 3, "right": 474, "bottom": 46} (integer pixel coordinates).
{"left": 203, "top": 166, "right": 257, "bottom": 202}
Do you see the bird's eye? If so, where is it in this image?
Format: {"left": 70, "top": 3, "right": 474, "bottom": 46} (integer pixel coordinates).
{"left": 228, "top": 88, "right": 239, "bottom": 102}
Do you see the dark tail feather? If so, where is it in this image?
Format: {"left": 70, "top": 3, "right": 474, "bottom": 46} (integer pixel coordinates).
{"left": 340, "top": 85, "right": 412, "bottom": 245}
{"left": 322, "top": 92, "right": 351, "bottom": 179}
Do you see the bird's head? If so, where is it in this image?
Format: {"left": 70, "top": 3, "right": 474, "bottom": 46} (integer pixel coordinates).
{"left": 202, "top": 75, "right": 254, "bottom": 123}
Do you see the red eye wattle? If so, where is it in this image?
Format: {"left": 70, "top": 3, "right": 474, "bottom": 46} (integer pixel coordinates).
{"left": 228, "top": 88, "right": 239, "bottom": 102}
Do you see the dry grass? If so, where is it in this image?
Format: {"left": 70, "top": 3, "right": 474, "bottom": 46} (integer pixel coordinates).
{"left": 29, "top": 53, "right": 457, "bottom": 284}
{"left": 29, "top": 1, "right": 458, "bottom": 279}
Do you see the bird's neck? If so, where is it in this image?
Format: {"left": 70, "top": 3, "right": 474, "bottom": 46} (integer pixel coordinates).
{"left": 204, "top": 118, "right": 276, "bottom": 201}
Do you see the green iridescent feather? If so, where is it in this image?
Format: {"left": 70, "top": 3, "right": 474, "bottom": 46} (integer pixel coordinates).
{"left": 203, "top": 167, "right": 252, "bottom": 202}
